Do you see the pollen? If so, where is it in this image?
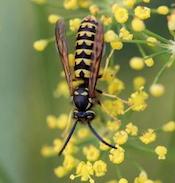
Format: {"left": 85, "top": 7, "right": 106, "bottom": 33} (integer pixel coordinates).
{"left": 155, "top": 146, "right": 167, "bottom": 160}
{"left": 134, "top": 6, "right": 151, "bottom": 20}
{"left": 109, "top": 146, "right": 125, "bottom": 164}
{"left": 140, "top": 129, "right": 157, "bottom": 144}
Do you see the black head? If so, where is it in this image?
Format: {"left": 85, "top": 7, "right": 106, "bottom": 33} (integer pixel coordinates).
{"left": 73, "top": 110, "right": 95, "bottom": 122}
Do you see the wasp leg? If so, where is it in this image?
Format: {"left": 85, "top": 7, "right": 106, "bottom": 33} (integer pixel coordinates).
{"left": 96, "top": 89, "right": 128, "bottom": 104}
{"left": 62, "top": 109, "right": 73, "bottom": 137}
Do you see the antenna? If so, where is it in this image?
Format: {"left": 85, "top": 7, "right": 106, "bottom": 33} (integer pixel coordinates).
{"left": 58, "top": 120, "right": 78, "bottom": 155}
{"left": 87, "top": 122, "right": 117, "bottom": 149}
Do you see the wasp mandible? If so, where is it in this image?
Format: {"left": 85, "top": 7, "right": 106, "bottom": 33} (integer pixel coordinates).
{"left": 55, "top": 16, "right": 117, "bottom": 155}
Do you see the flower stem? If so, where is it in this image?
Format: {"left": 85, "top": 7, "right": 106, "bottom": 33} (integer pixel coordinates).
{"left": 103, "top": 49, "right": 114, "bottom": 74}
{"left": 144, "top": 29, "right": 169, "bottom": 44}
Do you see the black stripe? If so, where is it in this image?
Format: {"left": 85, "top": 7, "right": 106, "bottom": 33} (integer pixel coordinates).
{"left": 82, "top": 19, "right": 98, "bottom": 25}
{"left": 76, "top": 41, "right": 94, "bottom": 50}
{"left": 78, "top": 25, "right": 96, "bottom": 33}
{"left": 77, "top": 33, "right": 95, "bottom": 41}
{"left": 75, "top": 50, "right": 93, "bottom": 59}
{"left": 74, "top": 60, "right": 91, "bottom": 71}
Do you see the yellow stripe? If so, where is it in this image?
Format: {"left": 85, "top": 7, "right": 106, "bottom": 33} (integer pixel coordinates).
{"left": 76, "top": 39, "right": 94, "bottom": 46}
{"left": 75, "top": 69, "right": 90, "bottom": 78}
{"left": 76, "top": 49, "right": 93, "bottom": 55}
{"left": 75, "top": 58, "right": 92, "bottom": 65}
{"left": 78, "top": 31, "right": 95, "bottom": 37}
{"left": 81, "top": 22, "right": 97, "bottom": 28}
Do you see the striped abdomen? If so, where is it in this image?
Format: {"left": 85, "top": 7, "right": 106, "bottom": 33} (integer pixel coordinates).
{"left": 74, "top": 16, "right": 98, "bottom": 79}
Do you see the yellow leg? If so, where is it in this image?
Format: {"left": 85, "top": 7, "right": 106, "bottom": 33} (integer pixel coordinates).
{"left": 101, "top": 92, "right": 129, "bottom": 104}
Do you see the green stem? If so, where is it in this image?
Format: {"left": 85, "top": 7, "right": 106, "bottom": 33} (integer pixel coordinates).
{"left": 144, "top": 50, "right": 169, "bottom": 59}
{"left": 152, "top": 55, "right": 172, "bottom": 85}
{"left": 116, "top": 165, "right": 122, "bottom": 179}
{"left": 144, "top": 29, "right": 169, "bottom": 44}
{"left": 137, "top": 44, "right": 146, "bottom": 57}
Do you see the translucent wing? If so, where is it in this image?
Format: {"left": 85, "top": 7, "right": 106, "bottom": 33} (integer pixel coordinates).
{"left": 88, "top": 21, "right": 104, "bottom": 98}
{"left": 55, "top": 19, "right": 73, "bottom": 95}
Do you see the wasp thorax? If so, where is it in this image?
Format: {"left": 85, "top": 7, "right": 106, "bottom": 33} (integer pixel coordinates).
{"left": 73, "top": 87, "right": 92, "bottom": 111}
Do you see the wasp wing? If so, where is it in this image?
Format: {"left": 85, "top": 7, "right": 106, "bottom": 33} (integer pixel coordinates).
{"left": 55, "top": 19, "right": 73, "bottom": 95}
{"left": 88, "top": 21, "right": 104, "bottom": 98}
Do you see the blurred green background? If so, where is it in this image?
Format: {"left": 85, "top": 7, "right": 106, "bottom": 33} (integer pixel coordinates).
{"left": 0, "top": 0, "right": 175, "bottom": 183}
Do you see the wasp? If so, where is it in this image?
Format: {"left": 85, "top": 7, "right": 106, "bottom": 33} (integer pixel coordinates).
{"left": 55, "top": 16, "right": 117, "bottom": 155}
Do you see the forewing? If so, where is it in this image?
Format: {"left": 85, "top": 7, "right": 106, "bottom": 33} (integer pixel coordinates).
{"left": 88, "top": 21, "right": 104, "bottom": 98}
{"left": 55, "top": 19, "right": 73, "bottom": 95}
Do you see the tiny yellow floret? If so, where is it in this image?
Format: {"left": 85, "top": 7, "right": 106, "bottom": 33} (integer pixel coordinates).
{"left": 33, "top": 39, "right": 48, "bottom": 52}
{"left": 149, "top": 84, "right": 165, "bottom": 97}
{"left": 144, "top": 58, "right": 154, "bottom": 67}
{"left": 168, "top": 12, "right": 175, "bottom": 31}
{"left": 119, "top": 27, "right": 133, "bottom": 41}
{"left": 123, "top": 0, "right": 136, "bottom": 8}
{"left": 54, "top": 166, "right": 67, "bottom": 177}
{"left": 101, "top": 15, "right": 112, "bottom": 26}
{"left": 89, "top": 4, "right": 100, "bottom": 15}
{"left": 46, "top": 115, "right": 57, "bottom": 129}
{"left": 83, "top": 145, "right": 100, "bottom": 161}
{"left": 114, "top": 7, "right": 129, "bottom": 24}
{"left": 93, "top": 160, "right": 107, "bottom": 177}
{"left": 131, "top": 18, "right": 145, "bottom": 32}
{"left": 146, "top": 37, "right": 158, "bottom": 47}
{"left": 64, "top": 0, "right": 78, "bottom": 10}
{"left": 155, "top": 146, "right": 167, "bottom": 160}
{"left": 69, "top": 18, "right": 81, "bottom": 32}
{"left": 107, "top": 78, "right": 125, "bottom": 95}
{"left": 134, "top": 6, "right": 151, "bottom": 20}
{"left": 129, "top": 57, "right": 145, "bottom": 70}
{"left": 109, "top": 146, "right": 125, "bottom": 164}
{"left": 104, "top": 30, "right": 117, "bottom": 43}
{"left": 48, "top": 14, "right": 60, "bottom": 24}
{"left": 110, "top": 39, "right": 123, "bottom": 50}
{"left": 113, "top": 130, "right": 128, "bottom": 145}
{"left": 133, "top": 76, "right": 146, "bottom": 90}
{"left": 157, "top": 6, "right": 169, "bottom": 15}
{"left": 125, "top": 122, "right": 138, "bottom": 136}
{"left": 119, "top": 178, "right": 128, "bottom": 183}
{"left": 140, "top": 129, "right": 156, "bottom": 144}
{"left": 162, "top": 121, "right": 175, "bottom": 132}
